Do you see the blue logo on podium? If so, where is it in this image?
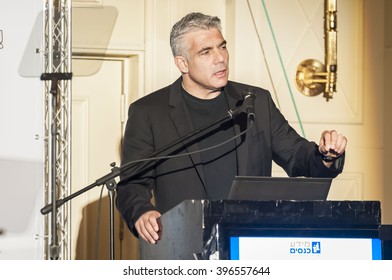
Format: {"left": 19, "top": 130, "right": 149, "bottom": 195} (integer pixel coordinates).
{"left": 312, "top": 242, "right": 321, "bottom": 254}
{"left": 289, "top": 241, "right": 322, "bottom": 255}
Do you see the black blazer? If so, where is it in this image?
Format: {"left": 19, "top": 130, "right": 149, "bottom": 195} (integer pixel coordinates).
{"left": 116, "top": 78, "right": 343, "bottom": 236}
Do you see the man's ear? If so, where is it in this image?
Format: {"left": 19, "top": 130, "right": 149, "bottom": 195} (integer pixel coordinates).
{"left": 174, "top": 56, "right": 189, "bottom": 74}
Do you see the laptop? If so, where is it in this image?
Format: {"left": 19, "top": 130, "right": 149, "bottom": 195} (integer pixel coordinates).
{"left": 228, "top": 176, "right": 332, "bottom": 201}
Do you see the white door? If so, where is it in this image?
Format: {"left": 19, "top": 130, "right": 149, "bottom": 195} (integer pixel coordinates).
{"left": 71, "top": 57, "right": 137, "bottom": 259}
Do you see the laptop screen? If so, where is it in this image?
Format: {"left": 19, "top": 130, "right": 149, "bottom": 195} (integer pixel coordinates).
{"left": 228, "top": 176, "right": 332, "bottom": 201}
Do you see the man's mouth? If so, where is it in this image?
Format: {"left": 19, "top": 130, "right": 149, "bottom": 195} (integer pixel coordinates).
{"left": 214, "top": 69, "right": 227, "bottom": 77}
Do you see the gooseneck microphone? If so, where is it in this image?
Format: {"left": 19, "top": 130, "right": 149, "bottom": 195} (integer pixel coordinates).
{"left": 242, "top": 90, "right": 256, "bottom": 124}
{"left": 228, "top": 90, "right": 256, "bottom": 123}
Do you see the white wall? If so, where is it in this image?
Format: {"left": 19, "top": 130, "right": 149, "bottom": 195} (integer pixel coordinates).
{"left": 0, "top": 0, "right": 44, "bottom": 259}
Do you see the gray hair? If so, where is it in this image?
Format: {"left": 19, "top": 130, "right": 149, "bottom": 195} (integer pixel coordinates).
{"left": 170, "top": 12, "right": 222, "bottom": 57}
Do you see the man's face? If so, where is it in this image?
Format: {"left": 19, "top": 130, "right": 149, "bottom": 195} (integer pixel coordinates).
{"left": 178, "top": 28, "right": 229, "bottom": 98}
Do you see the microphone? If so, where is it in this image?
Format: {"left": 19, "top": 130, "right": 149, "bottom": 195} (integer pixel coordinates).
{"left": 242, "top": 90, "right": 256, "bottom": 124}
{"left": 228, "top": 90, "right": 256, "bottom": 124}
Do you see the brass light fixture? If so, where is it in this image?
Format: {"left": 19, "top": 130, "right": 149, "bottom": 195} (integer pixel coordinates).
{"left": 295, "top": 0, "right": 337, "bottom": 101}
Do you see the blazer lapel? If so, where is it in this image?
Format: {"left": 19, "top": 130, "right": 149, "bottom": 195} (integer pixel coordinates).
{"left": 168, "top": 78, "right": 206, "bottom": 189}
{"left": 224, "top": 82, "right": 251, "bottom": 175}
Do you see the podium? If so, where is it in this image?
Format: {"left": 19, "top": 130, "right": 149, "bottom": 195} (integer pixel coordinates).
{"left": 139, "top": 200, "right": 392, "bottom": 260}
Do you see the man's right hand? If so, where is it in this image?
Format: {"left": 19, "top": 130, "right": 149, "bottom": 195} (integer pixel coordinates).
{"left": 135, "top": 210, "right": 162, "bottom": 244}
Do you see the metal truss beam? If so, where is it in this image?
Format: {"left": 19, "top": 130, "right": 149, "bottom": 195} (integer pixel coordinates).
{"left": 42, "top": 0, "right": 72, "bottom": 260}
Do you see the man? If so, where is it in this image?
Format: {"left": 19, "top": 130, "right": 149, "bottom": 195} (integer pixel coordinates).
{"left": 115, "top": 12, "right": 347, "bottom": 245}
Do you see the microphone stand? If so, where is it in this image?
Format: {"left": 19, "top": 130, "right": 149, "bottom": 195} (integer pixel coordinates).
{"left": 40, "top": 97, "right": 252, "bottom": 260}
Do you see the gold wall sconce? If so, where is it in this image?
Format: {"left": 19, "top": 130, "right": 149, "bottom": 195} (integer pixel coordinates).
{"left": 295, "top": 0, "right": 337, "bottom": 101}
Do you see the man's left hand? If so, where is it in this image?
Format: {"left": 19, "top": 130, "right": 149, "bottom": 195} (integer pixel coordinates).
{"left": 318, "top": 130, "right": 347, "bottom": 165}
